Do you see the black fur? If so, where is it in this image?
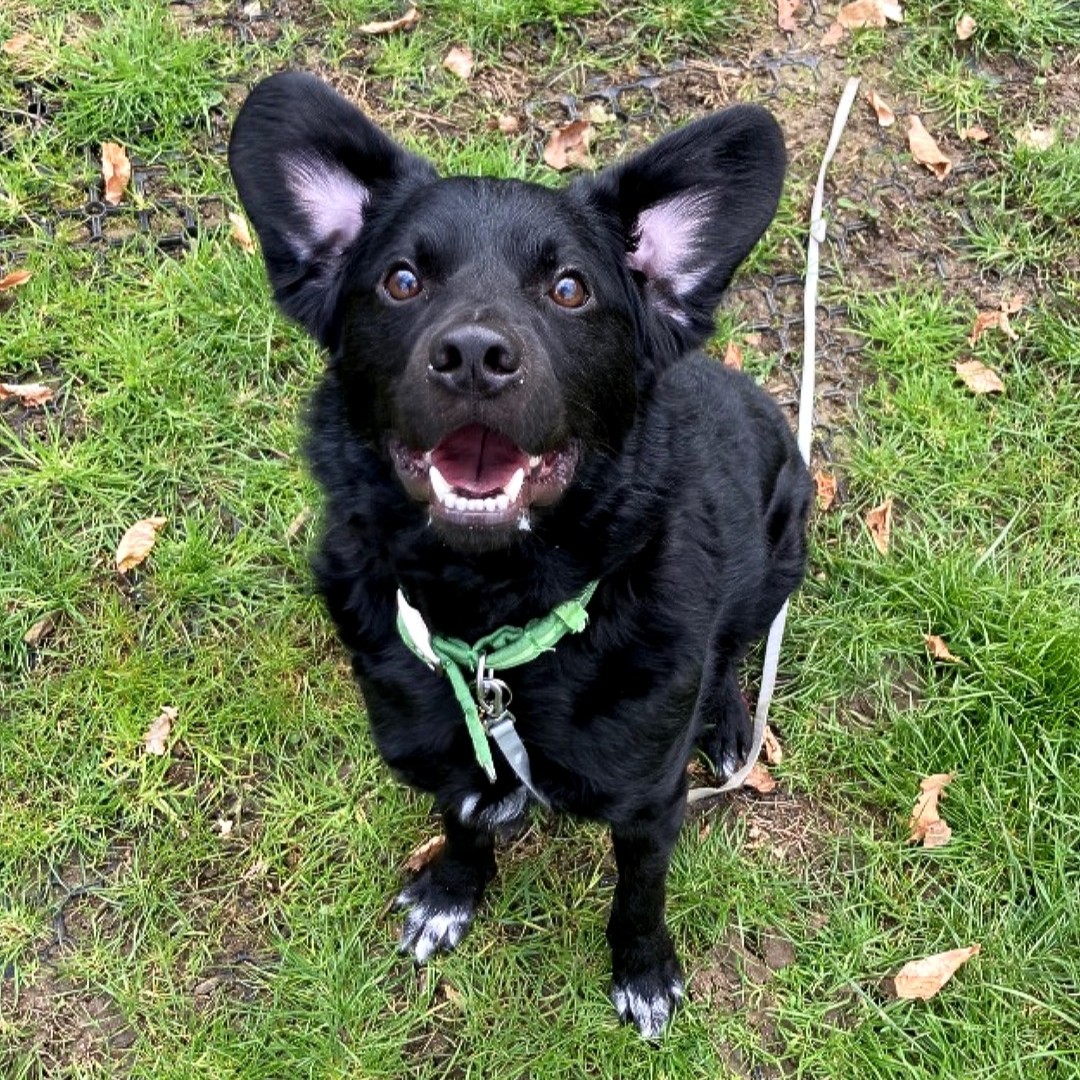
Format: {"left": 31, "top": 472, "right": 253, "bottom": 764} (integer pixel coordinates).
{"left": 230, "top": 71, "right": 811, "bottom": 1038}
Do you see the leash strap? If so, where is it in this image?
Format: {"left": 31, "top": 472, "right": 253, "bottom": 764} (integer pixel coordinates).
{"left": 687, "top": 76, "right": 862, "bottom": 803}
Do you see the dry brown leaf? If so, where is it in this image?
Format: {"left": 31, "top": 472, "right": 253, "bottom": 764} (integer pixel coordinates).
{"left": 358, "top": 6, "right": 420, "bottom": 34}
{"left": 744, "top": 762, "right": 777, "bottom": 794}
{"left": 821, "top": 21, "right": 846, "bottom": 45}
{"left": 866, "top": 89, "right": 896, "bottom": 127}
{"left": 2, "top": 32, "right": 35, "bottom": 54}
{"left": 543, "top": 121, "right": 594, "bottom": 171}
{"left": 908, "top": 772, "right": 953, "bottom": 846}
{"left": 813, "top": 470, "right": 838, "bottom": 511}
{"left": 907, "top": 116, "right": 952, "bottom": 179}
{"left": 442, "top": 44, "right": 474, "bottom": 79}
{"left": 115, "top": 516, "right": 168, "bottom": 573}
{"left": 1001, "top": 292, "right": 1025, "bottom": 315}
{"left": 228, "top": 211, "right": 256, "bottom": 254}
{"left": 285, "top": 506, "right": 313, "bottom": 540}
{"left": 865, "top": 497, "right": 894, "bottom": 554}
{"left": 101, "top": 142, "right": 131, "bottom": 206}
{"left": 495, "top": 113, "right": 521, "bottom": 134}
{"left": 969, "top": 308, "right": 1018, "bottom": 345}
{"left": 722, "top": 341, "right": 744, "bottom": 370}
{"left": 837, "top": 0, "right": 903, "bottom": 29}
{"left": 894, "top": 945, "right": 980, "bottom": 1000}
{"left": 404, "top": 834, "right": 445, "bottom": 873}
{"left": 955, "top": 13, "right": 977, "bottom": 39}
{"left": 144, "top": 705, "right": 178, "bottom": 756}
{"left": 1015, "top": 123, "right": 1055, "bottom": 151}
{"left": 763, "top": 726, "right": 784, "bottom": 766}
{"left": 924, "top": 634, "right": 961, "bottom": 663}
{"left": 960, "top": 124, "right": 990, "bottom": 142}
{"left": 0, "top": 268, "right": 33, "bottom": 291}
{"left": 777, "top": 0, "right": 800, "bottom": 32}
{"left": 0, "top": 382, "right": 53, "bottom": 407}
{"left": 24, "top": 611, "right": 59, "bottom": 647}
{"left": 955, "top": 359, "right": 1005, "bottom": 395}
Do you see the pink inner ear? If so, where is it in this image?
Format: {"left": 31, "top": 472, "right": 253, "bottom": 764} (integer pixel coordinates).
{"left": 626, "top": 191, "right": 712, "bottom": 298}
{"left": 287, "top": 154, "right": 370, "bottom": 252}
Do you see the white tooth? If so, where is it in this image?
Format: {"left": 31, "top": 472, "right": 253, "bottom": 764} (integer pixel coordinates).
{"left": 483, "top": 498, "right": 497, "bottom": 512}
{"left": 466, "top": 498, "right": 484, "bottom": 512}
{"left": 495, "top": 494, "right": 509, "bottom": 512}
{"left": 504, "top": 468, "right": 525, "bottom": 502}
{"left": 528, "top": 456, "right": 542, "bottom": 469}
{"left": 429, "top": 465, "right": 453, "bottom": 504}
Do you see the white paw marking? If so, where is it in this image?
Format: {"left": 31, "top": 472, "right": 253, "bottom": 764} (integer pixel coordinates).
{"left": 458, "top": 786, "right": 528, "bottom": 829}
{"left": 398, "top": 898, "right": 472, "bottom": 963}
{"left": 612, "top": 978, "right": 684, "bottom": 1040}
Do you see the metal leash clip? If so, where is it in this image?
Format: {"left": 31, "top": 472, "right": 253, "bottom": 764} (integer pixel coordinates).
{"left": 474, "top": 657, "right": 548, "bottom": 807}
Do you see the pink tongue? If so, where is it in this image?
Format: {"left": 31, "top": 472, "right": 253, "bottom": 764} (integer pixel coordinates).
{"left": 431, "top": 424, "right": 528, "bottom": 495}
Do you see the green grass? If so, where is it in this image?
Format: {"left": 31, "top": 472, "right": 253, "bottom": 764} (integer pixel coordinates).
{"left": 3, "top": 0, "right": 1080, "bottom": 1077}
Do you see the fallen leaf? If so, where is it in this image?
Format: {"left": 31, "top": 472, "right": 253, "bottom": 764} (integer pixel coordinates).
{"left": 24, "top": 611, "right": 59, "bottom": 647}
{"left": 777, "top": 0, "right": 800, "bottom": 32}
{"left": 837, "top": 0, "right": 903, "bottom": 29}
{"left": 722, "top": 341, "right": 744, "bottom": 370}
{"left": 865, "top": 496, "right": 893, "bottom": 554}
{"left": 357, "top": 6, "right": 420, "bottom": 34}
{"left": 924, "top": 634, "right": 961, "bottom": 663}
{"left": 228, "top": 211, "right": 256, "bottom": 253}
{"left": 908, "top": 772, "right": 953, "bottom": 846}
{"left": 894, "top": 945, "right": 980, "bottom": 1000}
{"left": 404, "top": 834, "right": 445, "bottom": 873}
{"left": 438, "top": 980, "right": 465, "bottom": 1008}
{"left": 115, "top": 516, "right": 168, "bottom": 573}
{"left": 494, "top": 113, "right": 520, "bottom": 134}
{"left": 763, "top": 726, "right": 784, "bottom": 766}
{"left": 543, "top": 120, "right": 594, "bottom": 171}
{"left": 101, "top": 142, "right": 131, "bottom": 206}
{"left": 586, "top": 102, "right": 616, "bottom": 125}
{"left": 0, "top": 268, "right": 33, "bottom": 291}
{"left": 242, "top": 0, "right": 261, "bottom": 15}
{"left": 1015, "top": 123, "right": 1055, "bottom": 151}
{"left": 907, "top": 116, "right": 952, "bottom": 179}
{"left": 968, "top": 308, "right": 1018, "bottom": 346}
{"left": 1, "top": 32, "right": 35, "bottom": 54}
{"left": 960, "top": 124, "right": 990, "bottom": 142}
{"left": 744, "top": 762, "right": 777, "bottom": 794}
{"left": 821, "top": 21, "right": 846, "bottom": 45}
{"left": 955, "top": 359, "right": 1005, "bottom": 395}
{"left": 285, "top": 506, "right": 313, "bottom": 540}
{"left": 814, "top": 470, "right": 838, "bottom": 511}
{"left": 442, "top": 44, "right": 474, "bottom": 79}
{"left": 1001, "top": 292, "right": 1025, "bottom": 315}
{"left": 955, "top": 13, "right": 977, "bottom": 39}
{"left": 0, "top": 382, "right": 53, "bottom": 407}
{"left": 216, "top": 816, "right": 234, "bottom": 836}
{"left": 867, "top": 89, "right": 896, "bottom": 127}
{"left": 144, "top": 705, "right": 177, "bottom": 756}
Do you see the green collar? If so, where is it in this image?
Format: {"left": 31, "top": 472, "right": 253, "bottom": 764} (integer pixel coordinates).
{"left": 395, "top": 580, "right": 599, "bottom": 786}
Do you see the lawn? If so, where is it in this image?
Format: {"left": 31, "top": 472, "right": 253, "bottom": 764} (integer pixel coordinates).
{"left": 2, "top": 0, "right": 1079, "bottom": 1077}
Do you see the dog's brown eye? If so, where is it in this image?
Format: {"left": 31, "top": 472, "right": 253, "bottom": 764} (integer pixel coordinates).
{"left": 549, "top": 274, "right": 588, "bottom": 309}
{"left": 385, "top": 266, "right": 422, "bottom": 301}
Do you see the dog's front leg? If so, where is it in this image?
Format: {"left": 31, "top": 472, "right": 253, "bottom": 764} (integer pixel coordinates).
{"left": 607, "top": 798, "right": 686, "bottom": 1039}
{"left": 396, "top": 809, "right": 496, "bottom": 963}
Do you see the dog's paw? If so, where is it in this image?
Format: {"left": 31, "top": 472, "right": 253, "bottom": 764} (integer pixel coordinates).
{"left": 395, "top": 876, "right": 477, "bottom": 963}
{"left": 611, "top": 968, "right": 684, "bottom": 1040}
{"left": 696, "top": 694, "right": 753, "bottom": 782}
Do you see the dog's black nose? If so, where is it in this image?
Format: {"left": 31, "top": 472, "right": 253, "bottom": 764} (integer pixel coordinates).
{"left": 429, "top": 325, "right": 522, "bottom": 396}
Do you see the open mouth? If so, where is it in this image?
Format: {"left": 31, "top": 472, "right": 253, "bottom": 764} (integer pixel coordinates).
{"left": 390, "top": 423, "right": 578, "bottom": 528}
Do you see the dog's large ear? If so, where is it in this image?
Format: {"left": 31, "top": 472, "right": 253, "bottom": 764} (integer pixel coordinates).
{"left": 228, "top": 72, "right": 436, "bottom": 347}
{"left": 578, "top": 106, "right": 785, "bottom": 350}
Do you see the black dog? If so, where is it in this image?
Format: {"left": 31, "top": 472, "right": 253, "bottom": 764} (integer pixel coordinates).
{"left": 229, "top": 72, "right": 810, "bottom": 1038}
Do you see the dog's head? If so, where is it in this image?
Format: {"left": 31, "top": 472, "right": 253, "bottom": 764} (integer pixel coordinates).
{"left": 229, "top": 73, "right": 785, "bottom": 551}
